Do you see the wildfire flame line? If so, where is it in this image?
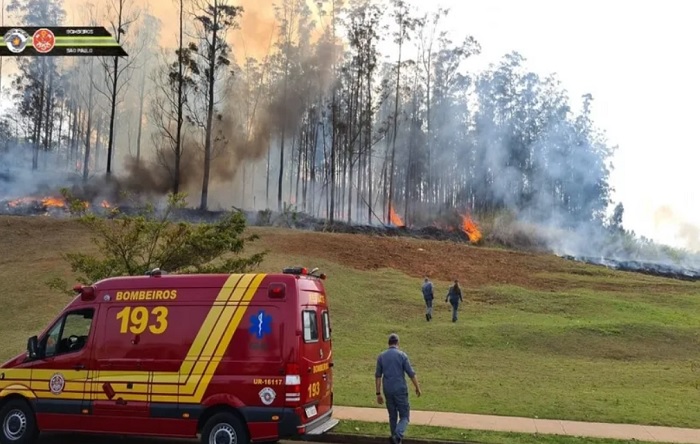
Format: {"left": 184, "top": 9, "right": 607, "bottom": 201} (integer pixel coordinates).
{"left": 5, "top": 196, "right": 113, "bottom": 211}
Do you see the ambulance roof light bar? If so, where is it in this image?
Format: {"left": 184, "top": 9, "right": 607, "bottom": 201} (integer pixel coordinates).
{"left": 283, "top": 267, "right": 308, "bottom": 275}
{"left": 73, "top": 284, "right": 96, "bottom": 301}
{"left": 282, "top": 266, "right": 326, "bottom": 280}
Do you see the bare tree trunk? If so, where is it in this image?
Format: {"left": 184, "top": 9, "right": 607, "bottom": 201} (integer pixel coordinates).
{"left": 347, "top": 146, "right": 353, "bottom": 223}
{"left": 329, "top": 96, "right": 337, "bottom": 223}
{"left": 295, "top": 131, "right": 302, "bottom": 207}
{"left": 83, "top": 59, "right": 96, "bottom": 182}
{"left": 309, "top": 112, "right": 319, "bottom": 215}
{"left": 66, "top": 103, "right": 74, "bottom": 167}
{"left": 388, "top": 37, "right": 403, "bottom": 224}
{"left": 83, "top": 110, "right": 94, "bottom": 182}
{"left": 199, "top": 0, "right": 220, "bottom": 211}
{"left": 106, "top": 60, "right": 119, "bottom": 175}
{"left": 239, "top": 164, "right": 246, "bottom": 207}
{"left": 42, "top": 69, "right": 55, "bottom": 165}
{"left": 265, "top": 142, "right": 271, "bottom": 208}
{"left": 56, "top": 100, "right": 65, "bottom": 162}
{"left": 33, "top": 59, "right": 47, "bottom": 171}
{"left": 356, "top": 137, "right": 362, "bottom": 223}
{"left": 73, "top": 108, "right": 82, "bottom": 170}
{"left": 173, "top": 0, "right": 185, "bottom": 194}
{"left": 328, "top": 0, "right": 337, "bottom": 223}
{"left": 76, "top": 108, "right": 84, "bottom": 170}
{"left": 105, "top": 0, "right": 125, "bottom": 178}
{"left": 366, "top": 68, "right": 373, "bottom": 225}
{"left": 94, "top": 114, "right": 103, "bottom": 170}
{"left": 135, "top": 60, "right": 147, "bottom": 165}
{"left": 287, "top": 136, "right": 296, "bottom": 205}
{"left": 322, "top": 121, "right": 330, "bottom": 218}
{"left": 277, "top": 83, "right": 288, "bottom": 211}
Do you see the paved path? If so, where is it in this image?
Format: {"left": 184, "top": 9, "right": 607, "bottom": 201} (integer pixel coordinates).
{"left": 333, "top": 406, "right": 700, "bottom": 444}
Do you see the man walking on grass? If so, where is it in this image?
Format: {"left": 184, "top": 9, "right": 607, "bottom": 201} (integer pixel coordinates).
{"left": 375, "top": 333, "right": 422, "bottom": 444}
{"left": 446, "top": 279, "right": 463, "bottom": 322}
{"left": 421, "top": 277, "right": 434, "bottom": 321}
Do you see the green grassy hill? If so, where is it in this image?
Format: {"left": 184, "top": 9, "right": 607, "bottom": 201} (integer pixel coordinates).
{"left": 1, "top": 215, "right": 698, "bottom": 428}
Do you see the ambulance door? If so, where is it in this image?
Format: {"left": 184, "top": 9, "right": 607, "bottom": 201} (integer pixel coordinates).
{"left": 25, "top": 307, "right": 96, "bottom": 431}
{"left": 318, "top": 308, "right": 333, "bottom": 413}
{"left": 299, "top": 299, "right": 331, "bottom": 421}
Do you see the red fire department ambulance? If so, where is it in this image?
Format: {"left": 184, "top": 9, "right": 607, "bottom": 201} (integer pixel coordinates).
{"left": 0, "top": 267, "right": 337, "bottom": 444}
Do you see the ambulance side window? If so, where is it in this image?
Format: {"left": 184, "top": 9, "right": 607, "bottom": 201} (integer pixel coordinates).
{"left": 302, "top": 310, "right": 319, "bottom": 343}
{"left": 44, "top": 308, "right": 94, "bottom": 358}
{"left": 322, "top": 311, "right": 331, "bottom": 341}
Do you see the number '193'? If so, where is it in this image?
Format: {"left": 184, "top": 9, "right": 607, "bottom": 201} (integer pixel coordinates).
{"left": 116, "top": 306, "right": 168, "bottom": 335}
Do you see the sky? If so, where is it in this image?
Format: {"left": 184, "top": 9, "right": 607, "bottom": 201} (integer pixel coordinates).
{"left": 0, "top": 0, "right": 698, "bottom": 252}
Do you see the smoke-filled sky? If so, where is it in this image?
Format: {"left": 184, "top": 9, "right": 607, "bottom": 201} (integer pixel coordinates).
{"left": 425, "top": 0, "right": 699, "bottom": 252}
{"left": 0, "top": 0, "right": 698, "bottom": 252}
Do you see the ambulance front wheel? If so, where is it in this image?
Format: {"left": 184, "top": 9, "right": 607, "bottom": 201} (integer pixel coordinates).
{"left": 0, "top": 398, "right": 38, "bottom": 444}
{"left": 201, "top": 411, "right": 249, "bottom": 444}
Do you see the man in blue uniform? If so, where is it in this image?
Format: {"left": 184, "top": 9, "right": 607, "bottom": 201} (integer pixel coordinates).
{"left": 421, "top": 277, "right": 434, "bottom": 321}
{"left": 445, "top": 279, "right": 463, "bottom": 322}
{"left": 375, "top": 333, "right": 422, "bottom": 444}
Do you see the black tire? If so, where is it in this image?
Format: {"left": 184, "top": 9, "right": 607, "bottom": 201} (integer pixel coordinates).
{"left": 200, "top": 412, "right": 249, "bottom": 444}
{"left": 0, "top": 399, "right": 38, "bottom": 444}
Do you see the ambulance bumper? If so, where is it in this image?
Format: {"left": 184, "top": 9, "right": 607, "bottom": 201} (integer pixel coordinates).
{"left": 302, "top": 408, "right": 339, "bottom": 435}
{"left": 276, "top": 407, "right": 338, "bottom": 438}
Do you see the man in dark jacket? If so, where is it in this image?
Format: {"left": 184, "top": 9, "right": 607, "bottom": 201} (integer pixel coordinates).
{"left": 445, "top": 279, "right": 463, "bottom": 322}
{"left": 375, "top": 333, "right": 422, "bottom": 444}
{"left": 421, "top": 277, "right": 434, "bottom": 321}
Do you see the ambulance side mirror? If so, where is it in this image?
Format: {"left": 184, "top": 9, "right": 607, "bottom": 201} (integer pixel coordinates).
{"left": 27, "top": 336, "right": 39, "bottom": 359}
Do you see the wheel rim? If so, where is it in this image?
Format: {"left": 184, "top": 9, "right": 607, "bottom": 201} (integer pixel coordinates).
{"left": 209, "top": 423, "right": 237, "bottom": 444}
{"left": 2, "top": 409, "right": 27, "bottom": 441}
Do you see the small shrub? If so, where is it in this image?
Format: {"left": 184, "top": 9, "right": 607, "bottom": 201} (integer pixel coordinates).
{"left": 50, "top": 192, "right": 268, "bottom": 290}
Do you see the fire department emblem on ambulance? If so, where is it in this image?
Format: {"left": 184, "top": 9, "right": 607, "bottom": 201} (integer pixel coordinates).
{"left": 258, "top": 387, "right": 276, "bottom": 405}
{"left": 49, "top": 372, "right": 65, "bottom": 395}
{"left": 32, "top": 28, "right": 55, "bottom": 54}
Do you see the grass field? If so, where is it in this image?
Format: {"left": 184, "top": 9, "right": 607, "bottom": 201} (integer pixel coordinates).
{"left": 1, "top": 215, "right": 699, "bottom": 429}
{"left": 333, "top": 420, "right": 676, "bottom": 444}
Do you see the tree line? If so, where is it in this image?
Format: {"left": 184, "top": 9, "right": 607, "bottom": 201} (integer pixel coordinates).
{"left": 0, "top": 0, "right": 617, "bottom": 230}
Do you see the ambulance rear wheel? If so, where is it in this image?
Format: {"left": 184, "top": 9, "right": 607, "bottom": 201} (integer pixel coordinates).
{"left": 201, "top": 412, "right": 249, "bottom": 444}
{"left": 0, "top": 399, "right": 38, "bottom": 444}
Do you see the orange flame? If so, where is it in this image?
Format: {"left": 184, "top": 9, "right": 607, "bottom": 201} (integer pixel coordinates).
{"left": 7, "top": 197, "right": 35, "bottom": 208}
{"left": 6, "top": 196, "right": 91, "bottom": 210}
{"left": 41, "top": 197, "right": 66, "bottom": 208}
{"left": 388, "top": 204, "right": 404, "bottom": 227}
{"left": 461, "top": 214, "right": 482, "bottom": 244}
{"left": 100, "top": 200, "right": 112, "bottom": 209}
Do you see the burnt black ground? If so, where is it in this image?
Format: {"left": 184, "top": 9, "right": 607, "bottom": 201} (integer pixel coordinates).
{"left": 1, "top": 200, "right": 698, "bottom": 282}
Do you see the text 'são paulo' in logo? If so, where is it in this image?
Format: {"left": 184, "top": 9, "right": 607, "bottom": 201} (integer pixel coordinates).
{"left": 32, "top": 28, "right": 56, "bottom": 54}
{"left": 3, "top": 28, "right": 30, "bottom": 54}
